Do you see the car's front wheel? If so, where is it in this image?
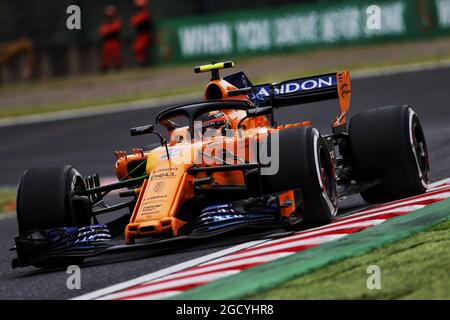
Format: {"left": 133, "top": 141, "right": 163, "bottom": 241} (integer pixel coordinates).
{"left": 17, "top": 165, "right": 91, "bottom": 234}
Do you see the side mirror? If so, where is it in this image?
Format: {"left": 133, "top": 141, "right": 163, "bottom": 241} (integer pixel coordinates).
{"left": 238, "top": 106, "right": 274, "bottom": 131}
{"left": 246, "top": 106, "right": 273, "bottom": 117}
{"left": 130, "top": 124, "right": 154, "bottom": 136}
{"left": 129, "top": 124, "right": 171, "bottom": 160}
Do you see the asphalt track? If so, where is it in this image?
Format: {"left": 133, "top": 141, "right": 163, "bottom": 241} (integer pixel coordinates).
{"left": 0, "top": 66, "right": 449, "bottom": 299}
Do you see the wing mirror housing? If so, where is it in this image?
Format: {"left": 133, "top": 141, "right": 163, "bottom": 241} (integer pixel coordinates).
{"left": 246, "top": 106, "right": 273, "bottom": 118}
{"left": 130, "top": 124, "right": 171, "bottom": 160}
{"left": 130, "top": 124, "right": 155, "bottom": 136}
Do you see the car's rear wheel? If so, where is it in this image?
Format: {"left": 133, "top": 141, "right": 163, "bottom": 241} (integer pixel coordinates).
{"left": 262, "top": 126, "right": 338, "bottom": 225}
{"left": 17, "top": 165, "right": 91, "bottom": 233}
{"left": 349, "top": 105, "right": 430, "bottom": 204}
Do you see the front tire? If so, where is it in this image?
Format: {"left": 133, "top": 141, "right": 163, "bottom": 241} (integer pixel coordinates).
{"left": 349, "top": 105, "right": 430, "bottom": 203}
{"left": 17, "top": 165, "right": 91, "bottom": 234}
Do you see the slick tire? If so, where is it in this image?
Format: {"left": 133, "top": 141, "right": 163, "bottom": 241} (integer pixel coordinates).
{"left": 262, "top": 126, "right": 338, "bottom": 225}
{"left": 17, "top": 165, "right": 91, "bottom": 234}
{"left": 349, "top": 105, "right": 430, "bottom": 204}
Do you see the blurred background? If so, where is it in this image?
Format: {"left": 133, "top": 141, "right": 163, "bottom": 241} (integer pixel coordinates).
{"left": 0, "top": 0, "right": 325, "bottom": 81}
{"left": 0, "top": 0, "right": 448, "bottom": 82}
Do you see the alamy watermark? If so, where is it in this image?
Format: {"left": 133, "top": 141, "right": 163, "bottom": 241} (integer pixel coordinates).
{"left": 161, "top": 122, "right": 279, "bottom": 176}
{"left": 66, "top": 5, "right": 81, "bottom": 30}
{"left": 366, "top": 265, "right": 381, "bottom": 290}
{"left": 65, "top": 4, "right": 382, "bottom": 32}
{"left": 366, "top": 5, "right": 382, "bottom": 31}
{"left": 66, "top": 265, "right": 81, "bottom": 290}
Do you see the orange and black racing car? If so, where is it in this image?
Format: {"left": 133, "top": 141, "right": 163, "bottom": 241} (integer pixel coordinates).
{"left": 11, "top": 61, "right": 430, "bottom": 268}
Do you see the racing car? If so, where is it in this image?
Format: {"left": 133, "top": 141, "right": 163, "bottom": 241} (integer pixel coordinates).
{"left": 12, "top": 61, "right": 430, "bottom": 268}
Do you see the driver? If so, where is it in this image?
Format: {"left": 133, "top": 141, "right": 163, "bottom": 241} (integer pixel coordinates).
{"left": 198, "top": 111, "right": 231, "bottom": 134}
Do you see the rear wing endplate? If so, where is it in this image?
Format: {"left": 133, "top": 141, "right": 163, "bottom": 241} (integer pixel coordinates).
{"left": 247, "top": 71, "right": 351, "bottom": 128}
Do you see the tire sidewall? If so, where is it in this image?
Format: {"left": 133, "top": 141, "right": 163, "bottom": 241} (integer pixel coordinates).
{"left": 349, "top": 105, "right": 429, "bottom": 202}
{"left": 17, "top": 166, "right": 89, "bottom": 233}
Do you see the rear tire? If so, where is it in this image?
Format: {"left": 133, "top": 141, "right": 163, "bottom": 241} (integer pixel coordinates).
{"left": 349, "top": 105, "right": 430, "bottom": 204}
{"left": 262, "top": 126, "right": 338, "bottom": 225}
{"left": 17, "top": 165, "right": 91, "bottom": 234}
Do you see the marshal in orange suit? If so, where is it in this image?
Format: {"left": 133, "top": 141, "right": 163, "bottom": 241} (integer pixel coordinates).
{"left": 99, "top": 5, "right": 122, "bottom": 71}
{"left": 131, "top": 0, "right": 153, "bottom": 66}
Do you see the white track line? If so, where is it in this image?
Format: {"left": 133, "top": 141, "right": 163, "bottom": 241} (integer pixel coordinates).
{"left": 100, "top": 270, "right": 241, "bottom": 300}
{"left": 149, "top": 253, "right": 294, "bottom": 283}
{"left": 199, "top": 234, "right": 346, "bottom": 267}
{"left": 250, "top": 220, "right": 386, "bottom": 249}
{"left": 334, "top": 204, "right": 424, "bottom": 223}
{"left": 72, "top": 239, "right": 268, "bottom": 300}
{"left": 428, "top": 178, "right": 450, "bottom": 189}
{"left": 0, "top": 212, "right": 16, "bottom": 221}
{"left": 351, "top": 59, "right": 450, "bottom": 80}
{"left": 126, "top": 290, "right": 183, "bottom": 300}
{"left": 341, "top": 192, "right": 450, "bottom": 218}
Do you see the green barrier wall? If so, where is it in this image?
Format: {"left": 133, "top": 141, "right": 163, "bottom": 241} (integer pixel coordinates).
{"left": 154, "top": 0, "right": 450, "bottom": 63}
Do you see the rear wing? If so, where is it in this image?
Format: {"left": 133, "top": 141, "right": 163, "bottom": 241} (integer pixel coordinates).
{"left": 225, "top": 71, "right": 351, "bottom": 128}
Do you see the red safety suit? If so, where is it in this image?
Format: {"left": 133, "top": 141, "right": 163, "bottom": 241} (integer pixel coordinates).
{"left": 131, "top": 8, "right": 153, "bottom": 65}
{"left": 99, "top": 18, "right": 122, "bottom": 71}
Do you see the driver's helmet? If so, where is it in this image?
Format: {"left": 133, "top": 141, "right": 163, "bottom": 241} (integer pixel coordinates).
{"left": 198, "top": 111, "right": 231, "bottom": 133}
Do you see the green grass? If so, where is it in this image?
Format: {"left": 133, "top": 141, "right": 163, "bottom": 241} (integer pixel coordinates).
{"left": 247, "top": 220, "right": 450, "bottom": 300}
{"left": 0, "top": 188, "right": 16, "bottom": 215}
